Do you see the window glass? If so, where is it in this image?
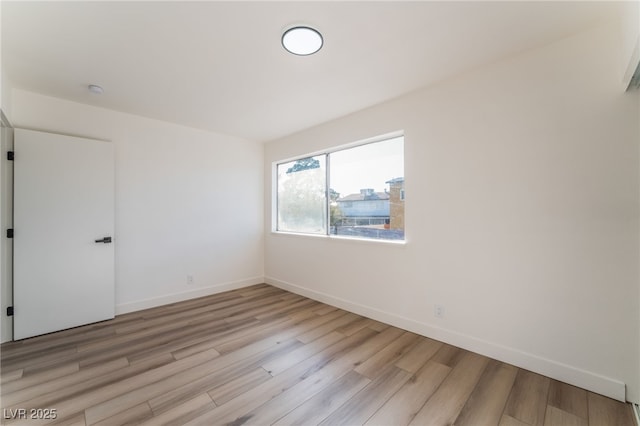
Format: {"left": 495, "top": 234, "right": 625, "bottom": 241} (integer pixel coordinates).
{"left": 277, "top": 156, "right": 326, "bottom": 234}
{"left": 330, "top": 137, "right": 404, "bottom": 240}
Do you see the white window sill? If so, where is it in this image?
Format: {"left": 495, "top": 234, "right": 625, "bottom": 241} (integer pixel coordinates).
{"left": 271, "top": 231, "right": 407, "bottom": 246}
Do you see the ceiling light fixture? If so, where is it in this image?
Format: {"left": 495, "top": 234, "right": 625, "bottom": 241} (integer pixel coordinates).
{"left": 88, "top": 84, "right": 104, "bottom": 94}
{"left": 282, "top": 26, "right": 323, "bottom": 56}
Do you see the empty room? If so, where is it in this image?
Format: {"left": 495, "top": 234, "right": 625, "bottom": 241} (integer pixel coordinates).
{"left": 0, "top": 1, "right": 639, "bottom": 425}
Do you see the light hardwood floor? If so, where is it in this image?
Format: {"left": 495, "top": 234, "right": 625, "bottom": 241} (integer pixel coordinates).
{"left": 0, "top": 284, "right": 635, "bottom": 426}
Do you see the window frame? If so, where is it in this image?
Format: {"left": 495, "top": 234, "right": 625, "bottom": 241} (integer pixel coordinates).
{"left": 273, "top": 131, "right": 405, "bottom": 243}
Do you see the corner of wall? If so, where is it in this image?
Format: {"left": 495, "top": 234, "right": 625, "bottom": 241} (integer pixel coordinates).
{"left": 621, "top": 1, "right": 640, "bottom": 90}
{"left": 1, "top": 70, "right": 14, "bottom": 123}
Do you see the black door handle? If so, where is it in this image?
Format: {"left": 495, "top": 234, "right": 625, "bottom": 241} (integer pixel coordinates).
{"left": 95, "top": 237, "right": 112, "bottom": 243}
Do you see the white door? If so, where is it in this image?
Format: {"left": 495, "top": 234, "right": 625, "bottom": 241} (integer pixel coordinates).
{"left": 13, "top": 129, "right": 115, "bottom": 340}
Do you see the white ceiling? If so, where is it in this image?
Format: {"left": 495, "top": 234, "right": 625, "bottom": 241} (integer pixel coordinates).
{"left": 1, "top": 1, "right": 621, "bottom": 142}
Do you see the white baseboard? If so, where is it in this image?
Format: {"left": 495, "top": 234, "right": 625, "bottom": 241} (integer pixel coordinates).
{"left": 265, "top": 276, "right": 627, "bottom": 403}
{"left": 115, "top": 276, "right": 265, "bottom": 315}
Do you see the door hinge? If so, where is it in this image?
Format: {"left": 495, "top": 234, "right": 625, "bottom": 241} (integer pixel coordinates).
{"left": 6, "top": 229, "right": 13, "bottom": 238}
{"left": 7, "top": 151, "right": 14, "bottom": 161}
{"left": 6, "top": 307, "right": 13, "bottom": 316}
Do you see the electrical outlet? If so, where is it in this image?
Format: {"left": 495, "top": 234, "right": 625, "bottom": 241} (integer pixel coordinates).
{"left": 187, "top": 275, "right": 194, "bottom": 285}
{"left": 434, "top": 304, "right": 444, "bottom": 319}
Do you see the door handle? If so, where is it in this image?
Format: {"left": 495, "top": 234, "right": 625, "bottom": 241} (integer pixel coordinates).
{"left": 94, "top": 237, "right": 112, "bottom": 244}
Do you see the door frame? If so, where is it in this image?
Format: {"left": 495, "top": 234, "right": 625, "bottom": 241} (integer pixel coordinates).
{"left": 0, "top": 110, "right": 14, "bottom": 343}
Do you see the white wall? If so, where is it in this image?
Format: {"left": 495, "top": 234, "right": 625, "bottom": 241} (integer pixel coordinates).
{"left": 621, "top": 1, "right": 640, "bottom": 89}
{"left": 1, "top": 73, "right": 12, "bottom": 122}
{"left": 264, "top": 22, "right": 640, "bottom": 403}
{"left": 0, "top": 1, "right": 13, "bottom": 122}
{"left": 8, "top": 89, "right": 264, "bottom": 325}
{"left": 1, "top": 10, "right": 15, "bottom": 341}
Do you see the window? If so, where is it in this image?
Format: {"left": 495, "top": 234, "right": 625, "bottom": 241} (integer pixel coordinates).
{"left": 277, "top": 155, "right": 326, "bottom": 234}
{"left": 276, "top": 134, "right": 404, "bottom": 241}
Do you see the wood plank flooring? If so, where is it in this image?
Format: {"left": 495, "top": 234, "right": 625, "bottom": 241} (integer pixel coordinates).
{"left": 0, "top": 284, "right": 634, "bottom": 426}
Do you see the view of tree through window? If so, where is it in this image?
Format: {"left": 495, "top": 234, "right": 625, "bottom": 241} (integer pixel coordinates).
{"left": 276, "top": 135, "right": 404, "bottom": 241}
{"left": 277, "top": 155, "right": 326, "bottom": 234}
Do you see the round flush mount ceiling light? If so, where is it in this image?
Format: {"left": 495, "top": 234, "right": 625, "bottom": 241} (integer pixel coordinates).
{"left": 88, "top": 84, "right": 104, "bottom": 94}
{"left": 282, "top": 26, "right": 323, "bottom": 56}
